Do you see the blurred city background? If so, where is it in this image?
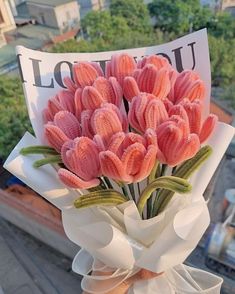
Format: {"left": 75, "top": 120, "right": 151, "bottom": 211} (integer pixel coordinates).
{"left": 0, "top": 0, "right": 235, "bottom": 293}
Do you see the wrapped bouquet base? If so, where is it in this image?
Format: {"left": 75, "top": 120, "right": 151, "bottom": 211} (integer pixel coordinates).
{"left": 73, "top": 254, "right": 223, "bottom": 294}
{"left": 68, "top": 200, "right": 223, "bottom": 294}
{"left": 4, "top": 29, "right": 235, "bottom": 293}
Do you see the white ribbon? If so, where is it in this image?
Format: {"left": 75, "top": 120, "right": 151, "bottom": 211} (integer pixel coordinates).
{"left": 72, "top": 249, "right": 223, "bottom": 294}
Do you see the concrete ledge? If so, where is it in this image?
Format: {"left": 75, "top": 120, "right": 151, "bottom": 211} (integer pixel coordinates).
{"left": 0, "top": 187, "right": 79, "bottom": 259}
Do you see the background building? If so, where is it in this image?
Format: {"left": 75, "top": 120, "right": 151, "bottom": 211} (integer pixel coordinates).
{"left": 78, "top": 0, "right": 109, "bottom": 19}
{"left": 0, "top": 0, "right": 16, "bottom": 47}
{"left": 222, "top": 0, "right": 235, "bottom": 16}
{"left": 25, "top": 0, "right": 80, "bottom": 32}
{"left": 0, "top": 0, "right": 81, "bottom": 74}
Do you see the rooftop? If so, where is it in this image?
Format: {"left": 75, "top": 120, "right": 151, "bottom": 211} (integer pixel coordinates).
{"left": 26, "top": 0, "right": 76, "bottom": 7}
{"left": 0, "top": 25, "right": 60, "bottom": 73}
{"left": 0, "top": 44, "right": 15, "bottom": 69}
{"left": 210, "top": 99, "right": 234, "bottom": 125}
{"left": 7, "top": 24, "right": 60, "bottom": 42}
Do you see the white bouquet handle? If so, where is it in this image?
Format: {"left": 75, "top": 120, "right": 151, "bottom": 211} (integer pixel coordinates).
{"left": 71, "top": 249, "right": 223, "bottom": 294}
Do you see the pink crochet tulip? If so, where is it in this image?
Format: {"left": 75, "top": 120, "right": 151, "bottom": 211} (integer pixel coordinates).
{"left": 58, "top": 137, "right": 101, "bottom": 189}
{"left": 199, "top": 115, "right": 218, "bottom": 143}
{"left": 129, "top": 93, "right": 169, "bottom": 133}
{"left": 43, "top": 90, "right": 75, "bottom": 122}
{"left": 45, "top": 75, "right": 122, "bottom": 125}
{"left": 106, "top": 53, "right": 137, "bottom": 86}
{"left": 168, "top": 70, "right": 206, "bottom": 104}
{"left": 63, "top": 61, "right": 104, "bottom": 92}
{"left": 73, "top": 61, "right": 104, "bottom": 88}
{"left": 137, "top": 54, "right": 171, "bottom": 70}
{"left": 178, "top": 99, "right": 218, "bottom": 143}
{"left": 63, "top": 76, "right": 77, "bottom": 93}
{"left": 156, "top": 115, "right": 200, "bottom": 166}
{"left": 140, "top": 66, "right": 170, "bottom": 97}
{"left": 90, "top": 103, "right": 128, "bottom": 145}
{"left": 123, "top": 76, "right": 140, "bottom": 102}
{"left": 45, "top": 124, "right": 70, "bottom": 153}
{"left": 81, "top": 77, "right": 123, "bottom": 110}
{"left": 45, "top": 110, "right": 81, "bottom": 152}
{"left": 46, "top": 60, "right": 120, "bottom": 115}
{"left": 168, "top": 104, "right": 189, "bottom": 125}
{"left": 100, "top": 130, "right": 158, "bottom": 183}
{"left": 123, "top": 63, "right": 171, "bottom": 102}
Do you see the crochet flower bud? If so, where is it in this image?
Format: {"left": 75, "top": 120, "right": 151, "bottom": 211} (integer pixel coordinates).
{"left": 44, "top": 111, "right": 81, "bottom": 152}
{"left": 137, "top": 54, "right": 171, "bottom": 70}
{"left": 129, "top": 93, "right": 169, "bottom": 133}
{"left": 43, "top": 90, "right": 75, "bottom": 122}
{"left": 91, "top": 103, "right": 128, "bottom": 145}
{"left": 82, "top": 77, "right": 122, "bottom": 110}
{"left": 156, "top": 116, "right": 200, "bottom": 166}
{"left": 100, "top": 130, "right": 157, "bottom": 183}
{"left": 58, "top": 137, "right": 101, "bottom": 189}
{"left": 106, "top": 53, "right": 136, "bottom": 86}
{"left": 73, "top": 61, "right": 104, "bottom": 88}
{"left": 122, "top": 56, "right": 171, "bottom": 102}
{"left": 179, "top": 99, "right": 218, "bottom": 143}
{"left": 168, "top": 70, "right": 206, "bottom": 104}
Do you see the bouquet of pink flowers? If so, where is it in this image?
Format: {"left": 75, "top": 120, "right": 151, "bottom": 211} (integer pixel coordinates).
{"left": 5, "top": 30, "right": 235, "bottom": 293}
{"left": 27, "top": 53, "right": 216, "bottom": 215}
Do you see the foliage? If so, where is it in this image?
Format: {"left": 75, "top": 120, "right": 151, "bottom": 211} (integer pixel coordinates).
{"left": 110, "top": 0, "right": 152, "bottom": 33}
{"left": 148, "top": 0, "right": 235, "bottom": 39}
{"left": 80, "top": 10, "right": 157, "bottom": 50}
{"left": 209, "top": 35, "right": 235, "bottom": 86}
{"left": 0, "top": 75, "right": 32, "bottom": 160}
{"left": 148, "top": 0, "right": 202, "bottom": 35}
{"left": 208, "top": 12, "right": 235, "bottom": 39}
{"left": 52, "top": 39, "right": 98, "bottom": 53}
{"left": 81, "top": 11, "right": 130, "bottom": 43}
{"left": 52, "top": 9, "right": 165, "bottom": 53}
{"left": 52, "top": 30, "right": 164, "bottom": 53}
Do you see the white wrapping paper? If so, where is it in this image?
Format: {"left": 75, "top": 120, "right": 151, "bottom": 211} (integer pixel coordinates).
{"left": 4, "top": 29, "right": 235, "bottom": 293}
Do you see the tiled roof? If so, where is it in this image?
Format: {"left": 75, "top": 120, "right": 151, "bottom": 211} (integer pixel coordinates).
{"left": 210, "top": 100, "right": 233, "bottom": 124}
{"left": 0, "top": 25, "right": 60, "bottom": 71}
{"left": 14, "top": 24, "right": 60, "bottom": 40}
{"left": 26, "top": 0, "right": 76, "bottom": 7}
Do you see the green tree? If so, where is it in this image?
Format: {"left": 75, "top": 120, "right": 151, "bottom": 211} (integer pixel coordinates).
{"left": 191, "top": 6, "right": 213, "bottom": 31}
{"left": 209, "top": 35, "right": 235, "bottom": 86}
{"left": 82, "top": 11, "right": 130, "bottom": 44}
{"left": 148, "top": 0, "right": 200, "bottom": 35}
{"left": 110, "top": 0, "right": 152, "bottom": 33}
{"left": 81, "top": 10, "right": 157, "bottom": 50}
{"left": 148, "top": 0, "right": 219, "bottom": 36}
{"left": 52, "top": 39, "right": 98, "bottom": 53}
{"left": 208, "top": 12, "right": 235, "bottom": 39}
{"left": 0, "top": 75, "right": 32, "bottom": 160}
{"left": 52, "top": 9, "right": 164, "bottom": 53}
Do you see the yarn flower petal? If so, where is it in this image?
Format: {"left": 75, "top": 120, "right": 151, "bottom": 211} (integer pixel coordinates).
{"left": 58, "top": 168, "right": 100, "bottom": 189}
